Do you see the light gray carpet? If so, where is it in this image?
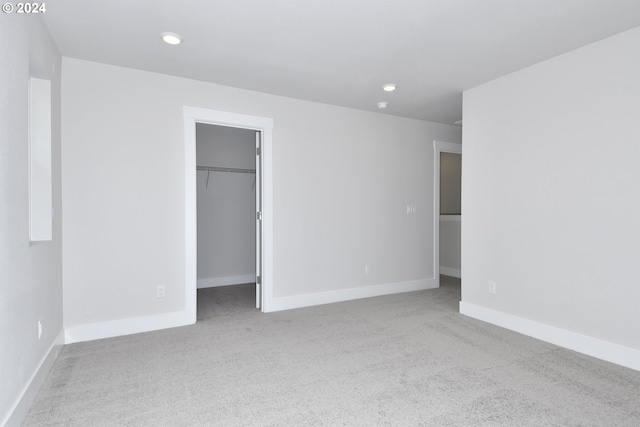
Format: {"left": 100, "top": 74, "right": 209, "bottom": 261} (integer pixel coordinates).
{"left": 24, "top": 277, "right": 640, "bottom": 426}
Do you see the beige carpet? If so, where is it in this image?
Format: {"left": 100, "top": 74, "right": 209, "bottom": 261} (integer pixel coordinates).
{"left": 24, "top": 277, "right": 640, "bottom": 426}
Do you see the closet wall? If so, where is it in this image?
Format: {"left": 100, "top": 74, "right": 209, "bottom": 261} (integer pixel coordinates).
{"left": 196, "top": 124, "right": 256, "bottom": 288}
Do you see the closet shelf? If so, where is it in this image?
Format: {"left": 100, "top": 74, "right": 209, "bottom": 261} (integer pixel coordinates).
{"left": 197, "top": 166, "right": 255, "bottom": 174}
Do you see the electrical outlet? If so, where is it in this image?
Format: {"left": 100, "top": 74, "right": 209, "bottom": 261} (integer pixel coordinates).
{"left": 488, "top": 281, "right": 497, "bottom": 295}
{"left": 364, "top": 265, "right": 371, "bottom": 275}
{"left": 38, "top": 320, "right": 42, "bottom": 339}
{"left": 406, "top": 204, "right": 417, "bottom": 214}
{"left": 156, "top": 285, "right": 165, "bottom": 298}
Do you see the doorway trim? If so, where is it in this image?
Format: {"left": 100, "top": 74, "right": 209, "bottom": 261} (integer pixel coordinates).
{"left": 184, "top": 106, "right": 274, "bottom": 319}
{"left": 433, "top": 140, "right": 462, "bottom": 287}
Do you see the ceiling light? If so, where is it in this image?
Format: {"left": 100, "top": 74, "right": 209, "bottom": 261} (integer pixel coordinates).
{"left": 161, "top": 32, "right": 183, "bottom": 45}
{"left": 382, "top": 84, "right": 396, "bottom": 92}
{"left": 377, "top": 102, "right": 388, "bottom": 109}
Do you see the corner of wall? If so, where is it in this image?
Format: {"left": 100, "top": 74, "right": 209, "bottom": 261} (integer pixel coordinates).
{"left": 3, "top": 330, "right": 64, "bottom": 427}
{"left": 267, "top": 278, "right": 437, "bottom": 312}
{"left": 64, "top": 310, "right": 195, "bottom": 344}
{"left": 460, "top": 302, "right": 640, "bottom": 372}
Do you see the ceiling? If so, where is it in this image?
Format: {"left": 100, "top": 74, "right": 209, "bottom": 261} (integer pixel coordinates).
{"left": 42, "top": 0, "right": 640, "bottom": 125}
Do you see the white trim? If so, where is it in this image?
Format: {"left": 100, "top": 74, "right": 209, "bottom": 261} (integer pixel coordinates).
{"left": 64, "top": 310, "right": 192, "bottom": 344}
{"left": 459, "top": 301, "right": 640, "bottom": 372}
{"left": 184, "top": 109, "right": 198, "bottom": 325}
{"left": 439, "top": 267, "right": 461, "bottom": 278}
{"left": 433, "top": 140, "right": 462, "bottom": 286}
{"left": 268, "top": 279, "right": 436, "bottom": 312}
{"left": 3, "top": 330, "right": 64, "bottom": 427}
{"left": 261, "top": 127, "right": 274, "bottom": 311}
{"left": 434, "top": 141, "right": 462, "bottom": 152}
{"left": 183, "top": 106, "right": 274, "bottom": 314}
{"left": 197, "top": 275, "right": 255, "bottom": 289}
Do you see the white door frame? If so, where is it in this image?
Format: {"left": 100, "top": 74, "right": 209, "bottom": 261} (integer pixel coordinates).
{"left": 183, "top": 106, "right": 274, "bottom": 319}
{"left": 254, "top": 131, "right": 262, "bottom": 309}
{"left": 433, "top": 140, "right": 462, "bottom": 287}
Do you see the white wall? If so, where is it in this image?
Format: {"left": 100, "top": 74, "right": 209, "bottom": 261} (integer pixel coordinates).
{"left": 196, "top": 124, "right": 256, "bottom": 287}
{"left": 61, "top": 58, "right": 461, "bottom": 333}
{"left": 439, "top": 217, "right": 461, "bottom": 277}
{"left": 461, "top": 27, "right": 640, "bottom": 368}
{"left": 0, "top": 15, "right": 63, "bottom": 426}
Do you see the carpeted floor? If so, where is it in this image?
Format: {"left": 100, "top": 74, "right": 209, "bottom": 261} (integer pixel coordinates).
{"left": 23, "top": 276, "right": 640, "bottom": 426}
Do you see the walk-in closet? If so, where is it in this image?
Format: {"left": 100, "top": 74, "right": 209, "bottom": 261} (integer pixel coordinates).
{"left": 196, "top": 123, "right": 257, "bottom": 311}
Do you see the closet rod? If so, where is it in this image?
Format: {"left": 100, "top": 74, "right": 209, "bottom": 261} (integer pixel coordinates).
{"left": 196, "top": 166, "right": 255, "bottom": 174}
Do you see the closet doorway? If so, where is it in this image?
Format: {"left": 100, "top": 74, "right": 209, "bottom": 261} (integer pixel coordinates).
{"left": 183, "top": 107, "right": 273, "bottom": 318}
{"left": 196, "top": 124, "right": 259, "bottom": 308}
{"left": 433, "top": 140, "right": 462, "bottom": 286}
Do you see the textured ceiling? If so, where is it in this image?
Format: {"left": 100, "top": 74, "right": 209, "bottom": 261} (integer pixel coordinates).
{"left": 42, "top": 0, "right": 640, "bottom": 124}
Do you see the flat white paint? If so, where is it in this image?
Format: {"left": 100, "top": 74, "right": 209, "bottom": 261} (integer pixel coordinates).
{"left": 440, "top": 267, "right": 461, "bottom": 279}
{"left": 433, "top": 141, "right": 462, "bottom": 284}
{"left": 197, "top": 275, "right": 255, "bottom": 289}
{"left": 41, "top": 1, "right": 640, "bottom": 123}
{"left": 196, "top": 174, "right": 256, "bottom": 283}
{"left": 196, "top": 124, "right": 256, "bottom": 287}
{"left": 196, "top": 124, "right": 256, "bottom": 169}
{"left": 462, "top": 27, "right": 640, "bottom": 365}
{"left": 0, "top": 14, "right": 63, "bottom": 426}
{"left": 439, "top": 216, "right": 461, "bottom": 278}
{"left": 460, "top": 302, "right": 640, "bottom": 372}
{"left": 61, "top": 58, "right": 460, "bottom": 334}
{"left": 28, "top": 77, "right": 52, "bottom": 241}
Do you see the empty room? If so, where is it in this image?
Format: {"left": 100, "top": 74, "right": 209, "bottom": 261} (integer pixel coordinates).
{"left": 2, "top": 1, "right": 640, "bottom": 425}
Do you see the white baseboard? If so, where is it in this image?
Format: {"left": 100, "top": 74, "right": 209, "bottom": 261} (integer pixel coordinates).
{"left": 64, "top": 310, "right": 194, "bottom": 344}
{"left": 266, "top": 278, "right": 437, "bottom": 312}
{"left": 459, "top": 301, "right": 640, "bottom": 372}
{"left": 197, "top": 274, "right": 255, "bottom": 289}
{"left": 440, "top": 266, "right": 461, "bottom": 278}
{"left": 4, "top": 330, "right": 64, "bottom": 427}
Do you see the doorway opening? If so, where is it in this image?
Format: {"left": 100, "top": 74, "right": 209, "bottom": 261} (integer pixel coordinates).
{"left": 433, "top": 141, "right": 462, "bottom": 288}
{"left": 196, "top": 124, "right": 258, "bottom": 314}
{"left": 183, "top": 107, "right": 273, "bottom": 322}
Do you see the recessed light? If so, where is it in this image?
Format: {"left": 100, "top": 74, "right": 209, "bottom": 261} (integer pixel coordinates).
{"left": 161, "top": 32, "right": 183, "bottom": 45}
{"left": 377, "top": 102, "right": 388, "bottom": 109}
{"left": 382, "top": 84, "right": 396, "bottom": 92}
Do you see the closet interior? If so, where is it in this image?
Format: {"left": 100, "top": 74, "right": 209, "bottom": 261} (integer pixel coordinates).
{"left": 196, "top": 123, "right": 257, "bottom": 299}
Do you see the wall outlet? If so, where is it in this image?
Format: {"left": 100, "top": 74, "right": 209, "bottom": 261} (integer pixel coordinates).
{"left": 406, "top": 204, "right": 417, "bottom": 214}
{"left": 156, "top": 285, "right": 165, "bottom": 298}
{"left": 38, "top": 320, "right": 42, "bottom": 339}
{"left": 488, "top": 281, "right": 497, "bottom": 295}
{"left": 364, "top": 265, "right": 371, "bottom": 275}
